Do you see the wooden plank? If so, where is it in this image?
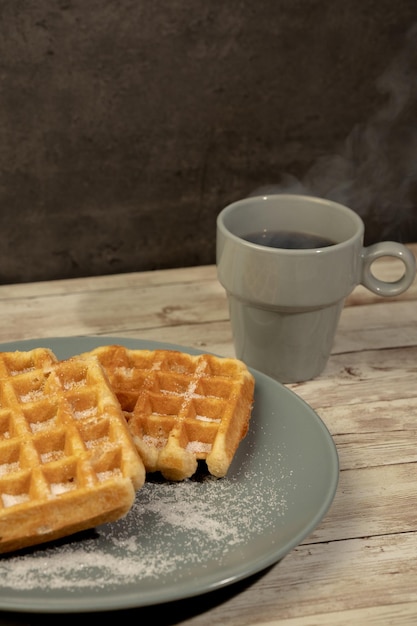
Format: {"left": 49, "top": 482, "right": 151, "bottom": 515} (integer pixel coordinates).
{"left": 345, "top": 280, "right": 417, "bottom": 306}
{"left": 334, "top": 299, "right": 417, "bottom": 353}
{"left": 0, "top": 248, "right": 415, "bottom": 626}
{"left": 308, "top": 463, "right": 417, "bottom": 543}
{"left": 0, "top": 279, "right": 229, "bottom": 342}
{"left": 109, "top": 321, "right": 236, "bottom": 357}
{"left": 0, "top": 264, "right": 219, "bottom": 299}
{"left": 247, "top": 602, "right": 417, "bottom": 625}
{"left": 332, "top": 430, "right": 417, "bottom": 470}
{"left": 178, "top": 532, "right": 417, "bottom": 625}
{"left": 288, "top": 346, "right": 417, "bottom": 409}
{"left": 318, "top": 397, "right": 417, "bottom": 439}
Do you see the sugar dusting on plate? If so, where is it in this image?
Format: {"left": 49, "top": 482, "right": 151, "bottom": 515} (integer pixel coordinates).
{"left": 0, "top": 440, "right": 293, "bottom": 592}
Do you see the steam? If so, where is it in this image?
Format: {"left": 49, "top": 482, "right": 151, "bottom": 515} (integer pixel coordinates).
{"left": 251, "top": 25, "right": 417, "bottom": 243}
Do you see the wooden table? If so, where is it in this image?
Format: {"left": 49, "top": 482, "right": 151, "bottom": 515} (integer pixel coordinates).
{"left": 1, "top": 244, "right": 417, "bottom": 626}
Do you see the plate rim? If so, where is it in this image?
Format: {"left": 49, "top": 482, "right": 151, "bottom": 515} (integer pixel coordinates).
{"left": 0, "top": 336, "right": 339, "bottom": 613}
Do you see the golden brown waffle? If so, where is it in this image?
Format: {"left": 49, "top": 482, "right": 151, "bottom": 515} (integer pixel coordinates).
{"left": 0, "top": 349, "right": 145, "bottom": 554}
{"left": 81, "top": 345, "right": 255, "bottom": 481}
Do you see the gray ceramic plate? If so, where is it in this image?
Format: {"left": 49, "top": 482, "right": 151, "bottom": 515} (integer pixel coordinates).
{"left": 0, "top": 337, "right": 339, "bottom": 613}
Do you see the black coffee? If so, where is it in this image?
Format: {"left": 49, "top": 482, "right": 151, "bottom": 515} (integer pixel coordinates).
{"left": 243, "top": 229, "right": 336, "bottom": 250}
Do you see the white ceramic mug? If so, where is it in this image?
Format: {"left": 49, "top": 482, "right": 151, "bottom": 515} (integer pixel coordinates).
{"left": 216, "top": 194, "right": 416, "bottom": 383}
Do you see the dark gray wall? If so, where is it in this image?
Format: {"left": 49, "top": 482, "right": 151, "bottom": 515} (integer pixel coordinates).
{"left": 1, "top": 0, "right": 416, "bottom": 283}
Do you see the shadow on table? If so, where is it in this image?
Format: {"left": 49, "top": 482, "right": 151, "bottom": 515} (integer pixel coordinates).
{"left": 0, "top": 566, "right": 275, "bottom": 626}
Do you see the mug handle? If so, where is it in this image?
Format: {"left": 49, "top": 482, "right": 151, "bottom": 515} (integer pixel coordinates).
{"left": 361, "top": 242, "right": 416, "bottom": 296}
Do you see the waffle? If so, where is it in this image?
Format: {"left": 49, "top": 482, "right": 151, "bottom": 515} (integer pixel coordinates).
{"left": 81, "top": 345, "right": 255, "bottom": 481}
{"left": 0, "top": 349, "right": 145, "bottom": 554}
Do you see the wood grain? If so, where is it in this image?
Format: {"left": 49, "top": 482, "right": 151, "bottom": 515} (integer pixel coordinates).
{"left": 0, "top": 244, "right": 416, "bottom": 625}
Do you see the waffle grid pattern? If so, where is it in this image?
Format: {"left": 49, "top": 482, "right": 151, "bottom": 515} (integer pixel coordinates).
{"left": 0, "top": 350, "right": 144, "bottom": 553}
{"left": 85, "top": 346, "right": 255, "bottom": 481}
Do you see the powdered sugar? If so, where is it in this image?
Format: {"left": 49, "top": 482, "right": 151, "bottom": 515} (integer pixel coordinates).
{"left": 115, "top": 366, "right": 134, "bottom": 378}
{"left": 63, "top": 380, "right": 85, "bottom": 391}
{"left": 10, "top": 367, "right": 34, "bottom": 376}
{"left": 30, "top": 417, "right": 56, "bottom": 433}
{"left": 40, "top": 450, "right": 64, "bottom": 463}
{"left": 0, "top": 439, "right": 293, "bottom": 593}
{"left": 19, "top": 389, "right": 44, "bottom": 403}
{"left": 2, "top": 493, "right": 29, "bottom": 508}
{"left": 195, "top": 415, "right": 221, "bottom": 422}
{"left": 50, "top": 482, "right": 75, "bottom": 496}
{"left": 143, "top": 434, "right": 167, "bottom": 449}
{"left": 0, "top": 461, "right": 19, "bottom": 476}
{"left": 73, "top": 408, "right": 97, "bottom": 420}
{"left": 186, "top": 441, "right": 212, "bottom": 453}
